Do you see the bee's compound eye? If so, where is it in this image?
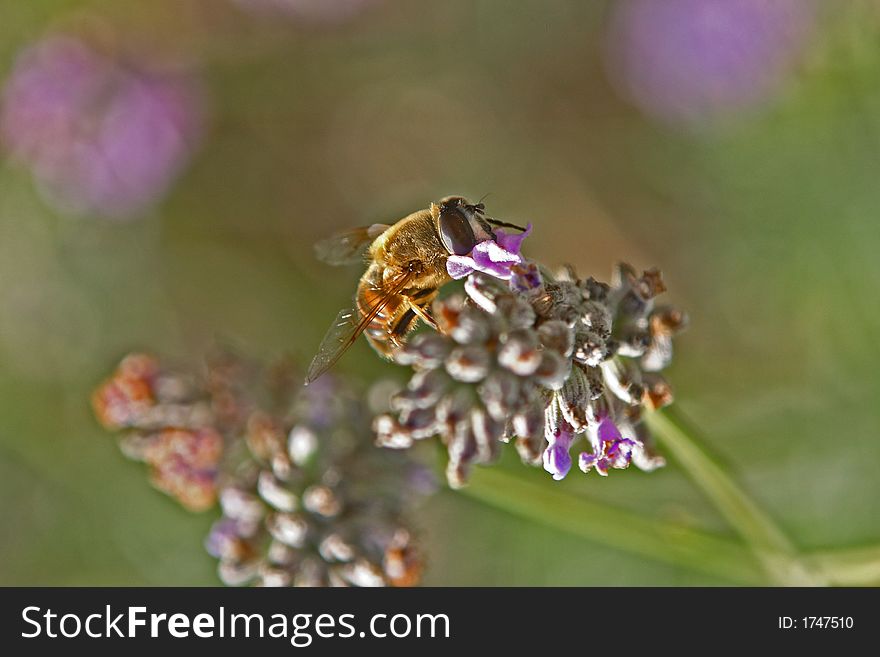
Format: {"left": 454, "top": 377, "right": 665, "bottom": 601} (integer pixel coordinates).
{"left": 438, "top": 208, "right": 476, "bottom": 256}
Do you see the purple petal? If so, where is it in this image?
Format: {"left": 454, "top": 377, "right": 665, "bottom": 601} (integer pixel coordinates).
{"left": 607, "top": 438, "right": 637, "bottom": 469}
{"left": 579, "top": 451, "right": 609, "bottom": 476}
{"left": 469, "top": 241, "right": 521, "bottom": 280}
{"left": 447, "top": 224, "right": 532, "bottom": 282}
{"left": 509, "top": 261, "right": 543, "bottom": 293}
{"left": 472, "top": 240, "right": 521, "bottom": 265}
{"left": 446, "top": 255, "right": 476, "bottom": 279}
{"left": 494, "top": 223, "right": 532, "bottom": 255}
{"left": 543, "top": 442, "right": 572, "bottom": 480}
{"left": 597, "top": 417, "right": 623, "bottom": 445}
{"left": 543, "top": 429, "right": 574, "bottom": 480}
{"left": 578, "top": 452, "right": 596, "bottom": 473}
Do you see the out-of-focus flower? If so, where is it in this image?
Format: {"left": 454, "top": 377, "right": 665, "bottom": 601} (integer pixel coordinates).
{"left": 207, "top": 369, "right": 428, "bottom": 587}
{"left": 447, "top": 224, "right": 533, "bottom": 281}
{"left": 92, "top": 353, "right": 220, "bottom": 510}
{"left": 605, "top": 0, "right": 816, "bottom": 128}
{"left": 92, "top": 353, "right": 160, "bottom": 430}
{"left": 375, "top": 255, "right": 687, "bottom": 488}
{"left": 229, "top": 0, "right": 378, "bottom": 25}
{"left": 126, "top": 427, "right": 224, "bottom": 511}
{"left": 1, "top": 36, "right": 204, "bottom": 218}
{"left": 92, "top": 353, "right": 214, "bottom": 432}
{"left": 93, "top": 351, "right": 429, "bottom": 586}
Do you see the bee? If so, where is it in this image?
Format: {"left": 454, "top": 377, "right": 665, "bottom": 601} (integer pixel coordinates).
{"left": 305, "top": 196, "right": 525, "bottom": 385}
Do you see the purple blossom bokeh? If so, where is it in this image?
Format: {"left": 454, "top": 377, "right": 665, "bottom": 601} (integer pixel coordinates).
{"left": 605, "top": 0, "right": 816, "bottom": 128}
{"left": 1, "top": 36, "right": 205, "bottom": 219}
{"left": 230, "top": 0, "right": 378, "bottom": 25}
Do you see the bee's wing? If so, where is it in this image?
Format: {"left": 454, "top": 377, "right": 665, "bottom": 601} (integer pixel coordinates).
{"left": 314, "top": 224, "right": 390, "bottom": 266}
{"left": 305, "top": 270, "right": 415, "bottom": 385}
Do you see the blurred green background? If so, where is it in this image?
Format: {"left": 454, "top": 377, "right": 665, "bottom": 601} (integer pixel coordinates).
{"left": 1, "top": 0, "right": 879, "bottom": 585}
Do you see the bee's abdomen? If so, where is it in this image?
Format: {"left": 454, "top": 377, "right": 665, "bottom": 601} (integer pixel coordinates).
{"left": 357, "top": 265, "right": 405, "bottom": 359}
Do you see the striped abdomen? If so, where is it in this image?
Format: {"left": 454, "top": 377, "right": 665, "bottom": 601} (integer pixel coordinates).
{"left": 356, "top": 264, "right": 436, "bottom": 359}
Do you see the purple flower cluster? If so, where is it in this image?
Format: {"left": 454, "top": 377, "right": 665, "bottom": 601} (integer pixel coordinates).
{"left": 1, "top": 36, "right": 204, "bottom": 218}
{"left": 376, "top": 248, "right": 686, "bottom": 486}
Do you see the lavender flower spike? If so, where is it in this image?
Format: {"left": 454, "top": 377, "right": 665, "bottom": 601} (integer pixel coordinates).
{"left": 93, "top": 351, "right": 429, "bottom": 587}
{"left": 447, "top": 224, "right": 533, "bottom": 281}
{"left": 375, "top": 244, "right": 687, "bottom": 487}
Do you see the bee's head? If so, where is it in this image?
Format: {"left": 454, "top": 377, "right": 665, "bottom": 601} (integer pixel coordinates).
{"left": 433, "top": 196, "right": 492, "bottom": 256}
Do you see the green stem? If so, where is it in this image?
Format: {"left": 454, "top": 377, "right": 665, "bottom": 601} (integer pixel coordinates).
{"left": 461, "top": 467, "right": 767, "bottom": 585}
{"left": 646, "top": 406, "right": 821, "bottom": 585}
{"left": 806, "top": 545, "right": 880, "bottom": 586}
{"left": 457, "top": 409, "right": 880, "bottom": 586}
{"left": 462, "top": 466, "right": 880, "bottom": 586}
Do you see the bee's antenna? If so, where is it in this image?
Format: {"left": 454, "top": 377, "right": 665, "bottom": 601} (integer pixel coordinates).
{"left": 486, "top": 217, "right": 527, "bottom": 232}
{"left": 468, "top": 193, "right": 491, "bottom": 215}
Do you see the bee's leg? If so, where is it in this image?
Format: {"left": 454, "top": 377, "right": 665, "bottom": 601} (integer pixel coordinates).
{"left": 486, "top": 217, "right": 528, "bottom": 232}
{"left": 390, "top": 307, "right": 418, "bottom": 340}
{"left": 409, "top": 303, "right": 439, "bottom": 331}
{"left": 402, "top": 288, "right": 440, "bottom": 331}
